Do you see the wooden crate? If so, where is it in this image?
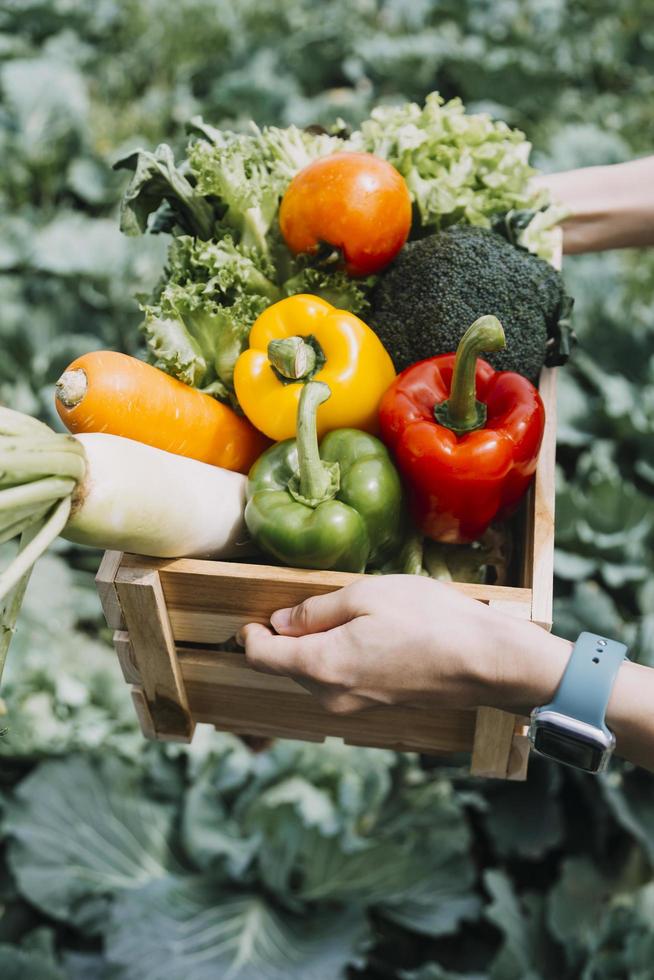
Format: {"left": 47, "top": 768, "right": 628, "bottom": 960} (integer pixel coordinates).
{"left": 95, "top": 366, "right": 556, "bottom": 781}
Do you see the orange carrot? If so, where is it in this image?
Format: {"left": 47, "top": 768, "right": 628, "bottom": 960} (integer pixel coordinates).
{"left": 55, "top": 351, "right": 269, "bottom": 474}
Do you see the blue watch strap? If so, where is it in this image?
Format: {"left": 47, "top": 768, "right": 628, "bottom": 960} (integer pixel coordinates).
{"left": 543, "top": 632, "right": 627, "bottom": 733}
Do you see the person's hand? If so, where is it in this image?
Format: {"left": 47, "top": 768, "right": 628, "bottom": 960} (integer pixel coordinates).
{"left": 238, "top": 575, "right": 567, "bottom": 716}
{"left": 532, "top": 156, "right": 654, "bottom": 253}
{"left": 238, "top": 574, "right": 654, "bottom": 772}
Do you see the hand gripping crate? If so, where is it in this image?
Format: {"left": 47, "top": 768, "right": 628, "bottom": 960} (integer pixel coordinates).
{"left": 95, "top": 364, "right": 556, "bottom": 781}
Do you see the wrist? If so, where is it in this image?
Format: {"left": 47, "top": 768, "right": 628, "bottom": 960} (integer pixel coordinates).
{"left": 476, "top": 612, "right": 573, "bottom": 715}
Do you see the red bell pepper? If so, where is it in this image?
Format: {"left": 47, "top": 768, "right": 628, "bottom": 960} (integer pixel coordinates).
{"left": 379, "top": 315, "right": 546, "bottom": 543}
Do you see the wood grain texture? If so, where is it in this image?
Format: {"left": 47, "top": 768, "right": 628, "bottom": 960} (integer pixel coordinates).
{"left": 113, "top": 630, "right": 141, "bottom": 685}
{"left": 469, "top": 598, "right": 533, "bottom": 779}
{"left": 177, "top": 645, "right": 476, "bottom": 753}
{"left": 116, "top": 553, "right": 531, "bottom": 645}
{"left": 507, "top": 717, "right": 532, "bottom": 781}
{"left": 95, "top": 550, "right": 125, "bottom": 629}
{"left": 131, "top": 687, "right": 156, "bottom": 740}
{"left": 519, "top": 240, "right": 560, "bottom": 632}
{"left": 115, "top": 567, "right": 195, "bottom": 742}
{"left": 528, "top": 367, "right": 557, "bottom": 631}
{"left": 470, "top": 707, "right": 517, "bottom": 778}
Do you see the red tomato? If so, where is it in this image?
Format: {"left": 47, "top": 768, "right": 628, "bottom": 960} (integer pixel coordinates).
{"left": 279, "top": 152, "right": 412, "bottom": 277}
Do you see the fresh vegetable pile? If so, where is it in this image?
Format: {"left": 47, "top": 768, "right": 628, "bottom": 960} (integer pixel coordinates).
{"left": 2, "top": 3, "right": 653, "bottom": 978}
{"left": 117, "top": 92, "right": 568, "bottom": 406}
{"left": 0, "top": 89, "right": 572, "bottom": 677}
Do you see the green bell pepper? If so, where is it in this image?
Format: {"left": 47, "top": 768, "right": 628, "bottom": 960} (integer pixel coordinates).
{"left": 245, "top": 381, "right": 404, "bottom": 572}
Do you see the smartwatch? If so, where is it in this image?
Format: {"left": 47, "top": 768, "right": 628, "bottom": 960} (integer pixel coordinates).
{"left": 528, "top": 631, "right": 628, "bottom": 773}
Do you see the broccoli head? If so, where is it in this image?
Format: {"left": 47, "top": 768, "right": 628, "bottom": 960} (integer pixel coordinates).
{"left": 370, "top": 225, "right": 573, "bottom": 383}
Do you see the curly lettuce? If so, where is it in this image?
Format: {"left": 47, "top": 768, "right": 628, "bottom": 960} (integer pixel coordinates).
{"left": 141, "top": 235, "right": 277, "bottom": 402}
{"left": 118, "top": 91, "right": 565, "bottom": 406}
{"left": 346, "top": 92, "right": 560, "bottom": 260}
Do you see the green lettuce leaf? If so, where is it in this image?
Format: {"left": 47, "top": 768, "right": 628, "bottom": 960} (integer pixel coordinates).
{"left": 141, "top": 235, "right": 278, "bottom": 396}
{"left": 0, "top": 945, "right": 66, "bottom": 980}
{"left": 4, "top": 756, "right": 178, "bottom": 934}
{"left": 546, "top": 858, "right": 611, "bottom": 968}
{"left": 114, "top": 144, "right": 215, "bottom": 239}
{"left": 480, "top": 759, "right": 564, "bottom": 861}
{"left": 484, "top": 871, "right": 544, "bottom": 980}
{"left": 0, "top": 549, "right": 138, "bottom": 758}
{"left": 240, "top": 757, "right": 474, "bottom": 912}
{"left": 282, "top": 262, "right": 375, "bottom": 316}
{"left": 379, "top": 854, "right": 481, "bottom": 938}
{"left": 143, "top": 285, "right": 269, "bottom": 398}
{"left": 105, "top": 875, "right": 366, "bottom": 980}
{"left": 188, "top": 124, "right": 342, "bottom": 255}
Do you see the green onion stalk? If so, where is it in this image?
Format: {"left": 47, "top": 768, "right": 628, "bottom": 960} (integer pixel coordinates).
{"left": 0, "top": 408, "right": 85, "bottom": 686}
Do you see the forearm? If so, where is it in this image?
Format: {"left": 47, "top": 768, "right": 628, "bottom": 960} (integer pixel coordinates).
{"left": 480, "top": 612, "right": 654, "bottom": 772}
{"left": 533, "top": 156, "right": 654, "bottom": 253}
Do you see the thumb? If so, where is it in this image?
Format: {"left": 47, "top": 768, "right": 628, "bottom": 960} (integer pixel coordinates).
{"left": 271, "top": 586, "right": 358, "bottom": 637}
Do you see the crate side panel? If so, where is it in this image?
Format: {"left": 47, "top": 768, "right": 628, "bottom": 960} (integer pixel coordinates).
{"left": 179, "top": 646, "right": 475, "bottom": 754}
{"left": 95, "top": 550, "right": 125, "bottom": 630}
{"left": 469, "top": 707, "right": 515, "bottom": 778}
{"left": 113, "top": 630, "right": 141, "bottom": 685}
{"left": 115, "top": 568, "right": 195, "bottom": 742}
{"left": 470, "top": 597, "right": 533, "bottom": 780}
{"left": 529, "top": 367, "right": 557, "bottom": 631}
{"left": 117, "top": 556, "right": 532, "bottom": 645}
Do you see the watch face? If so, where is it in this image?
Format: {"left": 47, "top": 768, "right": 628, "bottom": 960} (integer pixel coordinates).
{"left": 533, "top": 724, "right": 605, "bottom": 772}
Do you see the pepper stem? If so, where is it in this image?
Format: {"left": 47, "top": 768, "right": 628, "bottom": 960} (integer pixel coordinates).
{"left": 434, "top": 315, "right": 506, "bottom": 434}
{"left": 268, "top": 336, "right": 317, "bottom": 380}
{"left": 288, "top": 381, "right": 339, "bottom": 507}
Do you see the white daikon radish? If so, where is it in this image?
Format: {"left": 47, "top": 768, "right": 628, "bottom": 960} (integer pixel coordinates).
{"left": 0, "top": 407, "right": 253, "bottom": 677}
{"left": 65, "top": 433, "right": 249, "bottom": 559}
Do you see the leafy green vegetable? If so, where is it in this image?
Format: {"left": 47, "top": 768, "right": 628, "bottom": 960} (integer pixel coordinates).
{"left": 188, "top": 124, "right": 341, "bottom": 255}
{"left": 480, "top": 760, "right": 563, "bottom": 861}
{"left": 0, "top": 551, "right": 137, "bottom": 759}
{"left": 118, "top": 90, "right": 566, "bottom": 402}
{"left": 0, "top": 944, "right": 66, "bottom": 980}
{"left": 114, "top": 144, "right": 215, "bottom": 239}
{"left": 401, "top": 966, "right": 487, "bottom": 980}
{"left": 105, "top": 876, "right": 366, "bottom": 980}
{"left": 4, "top": 756, "right": 177, "bottom": 933}
{"left": 141, "top": 235, "right": 277, "bottom": 397}
{"left": 484, "top": 870, "right": 543, "bottom": 980}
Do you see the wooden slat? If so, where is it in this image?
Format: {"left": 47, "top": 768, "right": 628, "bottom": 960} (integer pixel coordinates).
{"left": 529, "top": 367, "right": 557, "bottom": 631}
{"left": 131, "top": 687, "right": 156, "bottom": 740}
{"left": 178, "top": 647, "right": 309, "bottom": 695}
{"left": 507, "top": 717, "right": 531, "bottom": 781}
{"left": 470, "top": 707, "right": 516, "bottom": 778}
{"left": 115, "top": 566, "right": 195, "bottom": 742}
{"left": 177, "top": 643, "right": 475, "bottom": 754}
{"left": 95, "top": 550, "right": 125, "bottom": 630}
{"left": 116, "top": 554, "right": 531, "bottom": 645}
{"left": 113, "top": 630, "right": 141, "bottom": 685}
{"left": 519, "top": 238, "right": 560, "bottom": 630}
{"left": 191, "top": 685, "right": 476, "bottom": 754}
{"left": 487, "top": 598, "right": 533, "bottom": 621}
{"left": 470, "top": 598, "right": 533, "bottom": 779}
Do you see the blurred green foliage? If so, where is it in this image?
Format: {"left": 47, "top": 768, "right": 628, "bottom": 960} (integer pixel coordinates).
{"left": 1, "top": 0, "right": 654, "bottom": 977}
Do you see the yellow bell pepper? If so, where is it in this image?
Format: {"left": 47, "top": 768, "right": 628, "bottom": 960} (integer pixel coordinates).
{"left": 233, "top": 294, "right": 396, "bottom": 441}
